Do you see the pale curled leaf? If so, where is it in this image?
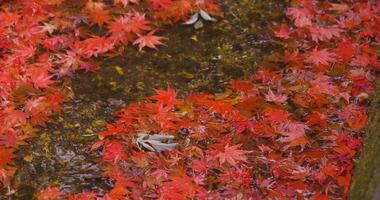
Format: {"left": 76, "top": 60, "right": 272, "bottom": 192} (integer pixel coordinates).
{"left": 135, "top": 133, "right": 177, "bottom": 152}
{"left": 183, "top": 10, "right": 217, "bottom": 25}
{"left": 199, "top": 10, "right": 217, "bottom": 22}
{"left": 183, "top": 13, "right": 199, "bottom": 25}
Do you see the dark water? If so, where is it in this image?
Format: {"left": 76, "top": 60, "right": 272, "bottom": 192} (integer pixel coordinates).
{"left": 3, "top": 0, "right": 286, "bottom": 199}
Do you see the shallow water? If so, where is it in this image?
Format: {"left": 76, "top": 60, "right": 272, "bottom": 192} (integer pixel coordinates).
{"left": 3, "top": 0, "right": 286, "bottom": 198}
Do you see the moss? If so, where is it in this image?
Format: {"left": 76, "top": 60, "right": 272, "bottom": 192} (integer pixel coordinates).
{"left": 350, "top": 80, "right": 380, "bottom": 199}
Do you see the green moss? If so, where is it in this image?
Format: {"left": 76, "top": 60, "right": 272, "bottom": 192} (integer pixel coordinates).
{"left": 350, "top": 80, "right": 380, "bottom": 199}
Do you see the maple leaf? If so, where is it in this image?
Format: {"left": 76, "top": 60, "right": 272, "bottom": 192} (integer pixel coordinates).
{"left": 306, "top": 112, "right": 328, "bottom": 128}
{"left": 274, "top": 24, "right": 291, "bottom": 39}
{"left": 204, "top": 100, "right": 236, "bottom": 119}
{"left": 44, "top": 93, "right": 65, "bottom": 114}
{"left": 106, "top": 178, "right": 135, "bottom": 199}
{"left": 264, "top": 108, "right": 290, "bottom": 122}
{"left": 37, "top": 186, "right": 63, "bottom": 200}
{"left": 13, "top": 43, "right": 36, "bottom": 60}
{"left": 149, "top": 86, "right": 181, "bottom": 107}
{"left": 85, "top": 2, "right": 110, "bottom": 26}
{"left": 154, "top": 0, "right": 193, "bottom": 22}
{"left": 191, "top": 159, "right": 208, "bottom": 172}
{"left": 55, "top": 48, "right": 88, "bottom": 75}
{"left": 337, "top": 39, "right": 355, "bottom": 62}
{"left": 265, "top": 89, "right": 288, "bottom": 105}
{"left": 309, "top": 73, "right": 338, "bottom": 95}
{"left": 309, "top": 26, "right": 342, "bottom": 42}
{"left": 68, "top": 192, "right": 99, "bottom": 200}
{"left": 81, "top": 36, "right": 115, "bottom": 57}
{"left": 150, "top": 0, "right": 172, "bottom": 10}
{"left": 350, "top": 54, "right": 371, "bottom": 67}
{"left": 339, "top": 104, "right": 367, "bottom": 131}
{"left": 329, "top": 3, "right": 350, "bottom": 13}
{"left": 98, "top": 123, "right": 124, "bottom": 138}
{"left": 0, "top": 129, "right": 17, "bottom": 147}
{"left": 216, "top": 144, "right": 249, "bottom": 167}
{"left": 0, "top": 11, "right": 19, "bottom": 27}
{"left": 114, "top": 0, "right": 139, "bottom": 7}
{"left": 108, "top": 13, "right": 151, "bottom": 36}
{"left": 0, "top": 149, "right": 16, "bottom": 187}
{"left": 305, "top": 48, "right": 338, "bottom": 66}
{"left": 228, "top": 80, "right": 253, "bottom": 93}
{"left": 42, "top": 35, "right": 72, "bottom": 51}
{"left": 133, "top": 30, "right": 166, "bottom": 51}
{"left": 276, "top": 122, "right": 310, "bottom": 148}
{"left": 39, "top": 0, "right": 65, "bottom": 5}
{"left": 159, "top": 175, "right": 197, "bottom": 200}
{"left": 3, "top": 108, "right": 28, "bottom": 128}
{"left": 286, "top": 7, "right": 312, "bottom": 27}
{"left": 0, "top": 149, "right": 14, "bottom": 168}
{"left": 102, "top": 141, "right": 128, "bottom": 163}
{"left": 27, "top": 68, "right": 55, "bottom": 89}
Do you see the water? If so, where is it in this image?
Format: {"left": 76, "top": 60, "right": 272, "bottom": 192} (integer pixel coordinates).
{"left": 3, "top": 0, "right": 286, "bottom": 198}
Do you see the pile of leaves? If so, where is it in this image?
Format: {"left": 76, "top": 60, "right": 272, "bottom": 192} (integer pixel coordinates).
{"left": 0, "top": 0, "right": 220, "bottom": 189}
{"left": 36, "top": 0, "right": 379, "bottom": 199}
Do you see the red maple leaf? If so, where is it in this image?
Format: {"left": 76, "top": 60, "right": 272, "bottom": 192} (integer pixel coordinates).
{"left": 68, "top": 192, "right": 99, "bottom": 200}
{"left": 37, "top": 186, "right": 63, "bottom": 200}
{"left": 309, "top": 26, "right": 342, "bottom": 42}
{"left": 149, "top": 86, "right": 181, "bottom": 107}
{"left": 350, "top": 54, "right": 371, "bottom": 67}
{"left": 150, "top": 0, "right": 173, "bottom": 10}
{"left": 0, "top": 129, "right": 17, "bottom": 148}
{"left": 309, "top": 73, "right": 338, "bottom": 95}
{"left": 27, "top": 68, "right": 55, "bottom": 89}
{"left": 216, "top": 144, "right": 250, "bottom": 167}
{"left": 276, "top": 122, "right": 309, "bottom": 148}
{"left": 159, "top": 175, "right": 198, "bottom": 200}
{"left": 274, "top": 24, "right": 291, "bottom": 39}
{"left": 114, "top": 0, "right": 139, "bottom": 7}
{"left": 108, "top": 13, "right": 151, "bottom": 36}
{"left": 337, "top": 39, "right": 355, "bottom": 62}
{"left": 81, "top": 36, "right": 115, "bottom": 58}
{"left": 85, "top": 2, "right": 110, "bottom": 26}
{"left": 44, "top": 93, "right": 65, "bottom": 114}
{"left": 228, "top": 80, "right": 254, "bottom": 93}
{"left": 305, "top": 48, "right": 338, "bottom": 66}
{"left": 286, "top": 7, "right": 312, "bottom": 27}
{"left": 133, "top": 30, "right": 166, "bottom": 51}
{"left": 102, "top": 141, "right": 128, "bottom": 163}
{"left": 3, "top": 108, "right": 28, "bottom": 128}
{"left": 0, "top": 11, "right": 19, "bottom": 26}
{"left": 264, "top": 108, "right": 290, "bottom": 122}
{"left": 42, "top": 35, "right": 72, "bottom": 51}
{"left": 265, "top": 89, "right": 288, "bottom": 105}
{"left": 0, "top": 149, "right": 14, "bottom": 168}
{"left": 339, "top": 104, "right": 367, "bottom": 131}
{"left": 39, "top": 0, "right": 65, "bottom": 5}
